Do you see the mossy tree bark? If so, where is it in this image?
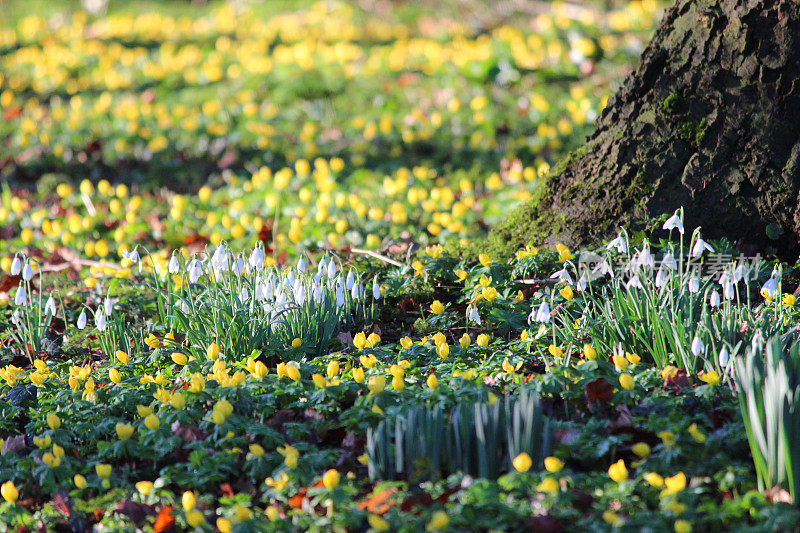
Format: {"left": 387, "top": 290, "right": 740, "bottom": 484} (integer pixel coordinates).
{"left": 490, "top": 0, "right": 800, "bottom": 257}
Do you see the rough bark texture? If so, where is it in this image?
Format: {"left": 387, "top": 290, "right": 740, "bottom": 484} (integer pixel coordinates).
{"left": 490, "top": 0, "right": 800, "bottom": 257}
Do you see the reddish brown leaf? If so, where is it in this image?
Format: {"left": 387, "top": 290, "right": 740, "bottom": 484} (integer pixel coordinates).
{"left": 152, "top": 506, "right": 175, "bottom": 533}
{"left": 113, "top": 500, "right": 155, "bottom": 525}
{"left": 0, "top": 274, "right": 21, "bottom": 293}
{"left": 664, "top": 370, "right": 691, "bottom": 390}
{"left": 356, "top": 488, "right": 397, "bottom": 515}
{"left": 586, "top": 377, "right": 613, "bottom": 404}
{"left": 219, "top": 483, "right": 235, "bottom": 499}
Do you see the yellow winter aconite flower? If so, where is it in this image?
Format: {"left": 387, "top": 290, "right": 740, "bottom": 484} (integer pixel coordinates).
{"left": 556, "top": 243, "right": 572, "bottom": 262}
{"left": 116, "top": 423, "right": 134, "bottom": 440}
{"left": 537, "top": 477, "right": 559, "bottom": 493}
{"left": 426, "top": 510, "right": 449, "bottom": 532}
{"left": 207, "top": 342, "right": 220, "bottom": 360}
{"left": 632, "top": 442, "right": 651, "bottom": 458}
{"left": 612, "top": 355, "right": 629, "bottom": 371}
{"left": 476, "top": 334, "right": 489, "bottom": 348}
{"left": 186, "top": 510, "right": 205, "bottom": 526}
{"left": 478, "top": 253, "right": 492, "bottom": 268}
{"left": 322, "top": 469, "right": 340, "bottom": 489}
{"left": 430, "top": 300, "right": 445, "bottom": 315}
{"left": 182, "top": 490, "right": 196, "bottom": 511}
{"left": 285, "top": 364, "right": 301, "bottom": 382}
{"left": 699, "top": 370, "right": 720, "bottom": 386}
{"left": 426, "top": 374, "right": 438, "bottom": 389}
{"left": 658, "top": 431, "right": 676, "bottom": 449}
{"left": 544, "top": 456, "right": 564, "bottom": 473}
{"left": 171, "top": 352, "right": 187, "bottom": 365}
{"left": 513, "top": 452, "right": 532, "bottom": 472}
{"left": 326, "top": 360, "right": 340, "bottom": 379}
{"left": 74, "top": 474, "right": 87, "bottom": 489}
{"left": 291, "top": 338, "right": 302, "bottom": 348}
{"left": 95, "top": 464, "right": 112, "bottom": 479}
{"left": 661, "top": 472, "right": 686, "bottom": 497}
{"left": 278, "top": 445, "right": 299, "bottom": 468}
{"left": 646, "top": 472, "right": 664, "bottom": 487}
{"left": 144, "top": 414, "right": 160, "bottom": 431}
{"left": 559, "top": 285, "right": 574, "bottom": 300}
{"left": 115, "top": 350, "right": 130, "bottom": 364}
{"left": 608, "top": 459, "right": 628, "bottom": 483}
{"left": 136, "top": 481, "right": 154, "bottom": 496}
{"left": 619, "top": 373, "right": 634, "bottom": 390}
{"left": 687, "top": 423, "right": 706, "bottom": 443}
{"left": 367, "top": 375, "right": 386, "bottom": 395}
{"left": 548, "top": 344, "right": 564, "bottom": 358}
{"left": 1, "top": 481, "right": 18, "bottom": 503}
{"left": 459, "top": 333, "right": 471, "bottom": 349}
{"left": 674, "top": 519, "right": 692, "bottom": 533}
{"left": 583, "top": 344, "right": 597, "bottom": 360}
{"left": 353, "top": 332, "right": 367, "bottom": 350}
{"left": 352, "top": 367, "right": 365, "bottom": 383}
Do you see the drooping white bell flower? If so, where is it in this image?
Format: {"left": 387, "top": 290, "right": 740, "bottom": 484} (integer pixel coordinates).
{"left": 188, "top": 259, "right": 202, "bottom": 283}
{"left": 297, "top": 258, "right": 306, "bottom": 273}
{"left": 550, "top": 267, "right": 573, "bottom": 284}
{"left": 534, "top": 301, "right": 550, "bottom": 324}
{"left": 723, "top": 280, "right": 735, "bottom": 300}
{"left": 22, "top": 264, "right": 33, "bottom": 281}
{"left": 467, "top": 305, "right": 481, "bottom": 325}
{"left": 95, "top": 309, "right": 107, "bottom": 332}
{"left": 760, "top": 277, "right": 779, "bottom": 299}
{"left": 691, "top": 336, "right": 705, "bottom": 356}
{"left": 662, "top": 213, "right": 684, "bottom": 234}
{"left": 709, "top": 291, "right": 721, "bottom": 307}
{"left": 688, "top": 276, "right": 700, "bottom": 293}
{"left": 104, "top": 297, "right": 113, "bottom": 316}
{"left": 661, "top": 252, "right": 677, "bottom": 271}
{"left": 210, "top": 244, "right": 228, "bottom": 273}
{"left": 655, "top": 268, "right": 668, "bottom": 288}
{"left": 168, "top": 254, "right": 180, "bottom": 275}
{"left": 351, "top": 282, "right": 360, "bottom": 299}
{"left": 606, "top": 234, "right": 627, "bottom": 254}
{"left": 718, "top": 347, "right": 729, "bottom": 367}
{"left": 346, "top": 270, "right": 355, "bottom": 290}
{"left": 10, "top": 257, "right": 21, "bottom": 276}
{"left": 77, "top": 310, "right": 87, "bottom": 330}
{"left": 372, "top": 279, "right": 381, "bottom": 299}
{"left": 45, "top": 296, "right": 56, "bottom": 316}
{"left": 691, "top": 237, "right": 714, "bottom": 257}
{"left": 327, "top": 260, "right": 337, "bottom": 279}
{"left": 14, "top": 285, "right": 26, "bottom": 306}
{"left": 249, "top": 247, "right": 265, "bottom": 270}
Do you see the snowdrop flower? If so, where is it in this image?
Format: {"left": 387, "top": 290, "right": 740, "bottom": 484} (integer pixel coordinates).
{"left": 592, "top": 260, "right": 613, "bottom": 277}
{"left": 188, "top": 259, "right": 202, "bottom": 283}
{"left": 550, "top": 268, "right": 573, "bottom": 284}
{"left": 14, "top": 285, "right": 26, "bottom": 306}
{"left": 10, "top": 257, "right": 21, "bottom": 276}
{"left": 104, "top": 297, "right": 113, "bottom": 316}
{"left": 351, "top": 282, "right": 360, "bottom": 299}
{"left": 533, "top": 301, "right": 551, "bottom": 324}
{"left": 691, "top": 336, "right": 705, "bottom": 356}
{"left": 285, "top": 271, "right": 295, "bottom": 289}
{"left": 22, "top": 264, "right": 33, "bottom": 281}
{"left": 733, "top": 262, "right": 748, "bottom": 283}
{"left": 626, "top": 276, "right": 642, "bottom": 290}
{"left": 466, "top": 305, "right": 481, "bottom": 325}
{"left": 661, "top": 253, "right": 677, "bottom": 271}
{"left": 372, "top": 280, "right": 381, "bottom": 299}
{"left": 655, "top": 268, "right": 668, "bottom": 288}
{"left": 233, "top": 257, "right": 244, "bottom": 276}
{"left": 718, "top": 347, "right": 729, "bottom": 368}
{"left": 11, "top": 310, "right": 21, "bottom": 327}
{"left": 635, "top": 247, "right": 654, "bottom": 269}
{"left": 210, "top": 245, "right": 228, "bottom": 273}
{"left": 249, "top": 248, "right": 265, "bottom": 270}
{"left": 346, "top": 271, "right": 355, "bottom": 290}
{"left": 709, "top": 291, "right": 720, "bottom": 307}
{"left": 663, "top": 213, "right": 684, "bottom": 234}
{"left": 688, "top": 276, "right": 700, "bottom": 293}
{"left": 761, "top": 277, "right": 779, "bottom": 299}
{"left": 168, "top": 254, "right": 180, "bottom": 275}
{"left": 317, "top": 258, "right": 327, "bottom": 274}
{"left": 691, "top": 237, "right": 714, "bottom": 257}
{"left": 327, "top": 260, "right": 337, "bottom": 279}
{"left": 297, "top": 258, "right": 306, "bottom": 273}
{"left": 606, "top": 234, "right": 627, "bottom": 254}
{"left": 238, "top": 288, "right": 250, "bottom": 304}
{"left": 123, "top": 249, "right": 140, "bottom": 262}
{"left": 335, "top": 285, "right": 345, "bottom": 307}
{"left": 77, "top": 310, "right": 87, "bottom": 330}
{"left": 45, "top": 296, "right": 56, "bottom": 316}
{"left": 96, "top": 309, "right": 107, "bottom": 332}
{"left": 750, "top": 330, "right": 764, "bottom": 354}
{"left": 723, "top": 280, "right": 735, "bottom": 300}
{"left": 577, "top": 274, "right": 588, "bottom": 292}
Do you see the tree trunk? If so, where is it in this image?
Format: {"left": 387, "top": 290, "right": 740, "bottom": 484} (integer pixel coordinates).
{"left": 489, "top": 0, "right": 800, "bottom": 258}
